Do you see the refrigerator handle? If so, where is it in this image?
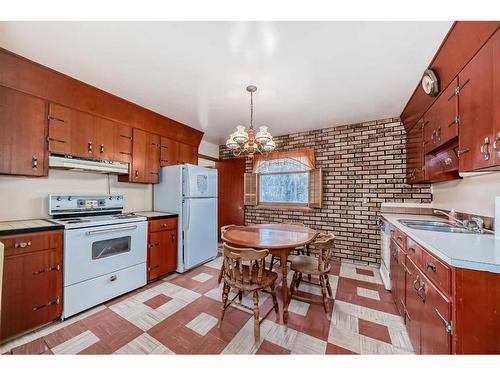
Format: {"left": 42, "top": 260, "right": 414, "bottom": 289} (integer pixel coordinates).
{"left": 183, "top": 199, "right": 190, "bottom": 232}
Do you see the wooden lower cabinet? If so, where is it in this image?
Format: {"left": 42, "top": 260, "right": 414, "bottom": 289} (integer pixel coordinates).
{"left": 147, "top": 217, "right": 178, "bottom": 282}
{"left": 0, "top": 230, "right": 63, "bottom": 342}
{"left": 393, "top": 228, "right": 500, "bottom": 354}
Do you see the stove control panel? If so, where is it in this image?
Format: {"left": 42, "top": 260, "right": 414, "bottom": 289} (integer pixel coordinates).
{"left": 49, "top": 194, "right": 125, "bottom": 215}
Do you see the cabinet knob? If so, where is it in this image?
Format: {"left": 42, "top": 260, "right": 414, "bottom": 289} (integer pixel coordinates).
{"left": 100, "top": 144, "right": 105, "bottom": 153}
{"left": 32, "top": 156, "right": 38, "bottom": 169}
{"left": 480, "top": 137, "right": 490, "bottom": 161}
{"left": 15, "top": 241, "right": 31, "bottom": 248}
{"left": 493, "top": 133, "right": 500, "bottom": 156}
{"left": 135, "top": 170, "right": 139, "bottom": 178}
{"left": 88, "top": 141, "right": 93, "bottom": 152}
{"left": 457, "top": 148, "right": 470, "bottom": 157}
{"left": 426, "top": 262, "right": 436, "bottom": 272}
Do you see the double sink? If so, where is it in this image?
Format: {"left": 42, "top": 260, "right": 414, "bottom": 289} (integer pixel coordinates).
{"left": 397, "top": 219, "right": 489, "bottom": 235}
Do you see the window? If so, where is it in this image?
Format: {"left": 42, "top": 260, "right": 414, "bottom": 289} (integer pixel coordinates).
{"left": 258, "top": 159, "right": 309, "bottom": 205}
{"left": 243, "top": 148, "right": 323, "bottom": 208}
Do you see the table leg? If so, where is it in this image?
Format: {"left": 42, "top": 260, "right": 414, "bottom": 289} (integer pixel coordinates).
{"left": 279, "top": 249, "right": 289, "bottom": 324}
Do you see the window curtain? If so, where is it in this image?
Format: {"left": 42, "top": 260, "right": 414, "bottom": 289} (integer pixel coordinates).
{"left": 252, "top": 148, "right": 315, "bottom": 173}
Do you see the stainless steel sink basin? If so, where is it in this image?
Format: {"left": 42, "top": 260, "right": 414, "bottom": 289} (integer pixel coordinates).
{"left": 397, "top": 219, "right": 478, "bottom": 234}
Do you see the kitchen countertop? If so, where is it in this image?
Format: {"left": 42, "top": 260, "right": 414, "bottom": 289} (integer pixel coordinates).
{"left": 131, "top": 211, "right": 178, "bottom": 220}
{"left": 0, "top": 219, "right": 64, "bottom": 236}
{"left": 381, "top": 213, "right": 500, "bottom": 274}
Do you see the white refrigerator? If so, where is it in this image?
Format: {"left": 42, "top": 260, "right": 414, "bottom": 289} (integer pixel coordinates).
{"left": 154, "top": 164, "right": 218, "bottom": 273}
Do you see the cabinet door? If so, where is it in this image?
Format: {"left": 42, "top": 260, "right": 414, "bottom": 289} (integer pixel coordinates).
{"left": 94, "top": 117, "right": 116, "bottom": 161}
{"left": 389, "top": 238, "right": 399, "bottom": 307}
{"left": 405, "top": 258, "right": 424, "bottom": 354}
{"left": 406, "top": 118, "right": 425, "bottom": 184}
{"left": 146, "top": 133, "right": 160, "bottom": 183}
{"left": 130, "top": 128, "right": 148, "bottom": 182}
{"left": 0, "top": 249, "right": 62, "bottom": 340}
{"left": 0, "top": 86, "right": 47, "bottom": 177}
{"left": 48, "top": 103, "right": 72, "bottom": 155}
{"left": 70, "top": 110, "right": 96, "bottom": 158}
{"left": 160, "top": 137, "right": 178, "bottom": 166}
{"left": 115, "top": 124, "right": 133, "bottom": 163}
{"left": 178, "top": 142, "right": 198, "bottom": 165}
{"left": 147, "top": 229, "right": 177, "bottom": 281}
{"left": 423, "top": 78, "right": 459, "bottom": 154}
{"left": 420, "top": 274, "right": 452, "bottom": 354}
{"left": 458, "top": 37, "right": 495, "bottom": 171}
{"left": 492, "top": 31, "right": 500, "bottom": 165}
{"left": 395, "top": 248, "right": 407, "bottom": 319}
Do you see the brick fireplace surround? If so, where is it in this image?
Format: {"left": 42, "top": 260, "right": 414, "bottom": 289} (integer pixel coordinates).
{"left": 219, "top": 118, "right": 432, "bottom": 265}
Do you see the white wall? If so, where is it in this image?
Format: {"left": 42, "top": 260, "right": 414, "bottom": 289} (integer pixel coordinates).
{"left": 0, "top": 169, "right": 152, "bottom": 221}
{"left": 431, "top": 172, "right": 500, "bottom": 217}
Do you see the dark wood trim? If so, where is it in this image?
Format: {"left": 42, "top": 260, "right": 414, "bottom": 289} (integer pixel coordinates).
{"left": 198, "top": 153, "right": 218, "bottom": 162}
{"left": 0, "top": 47, "right": 203, "bottom": 147}
{"left": 400, "top": 21, "right": 500, "bottom": 130}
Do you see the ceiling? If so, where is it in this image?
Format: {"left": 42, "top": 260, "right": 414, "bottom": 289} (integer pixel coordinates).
{"left": 0, "top": 21, "right": 452, "bottom": 144}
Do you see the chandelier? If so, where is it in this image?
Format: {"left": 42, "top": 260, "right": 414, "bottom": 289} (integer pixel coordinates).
{"left": 225, "top": 85, "right": 276, "bottom": 159}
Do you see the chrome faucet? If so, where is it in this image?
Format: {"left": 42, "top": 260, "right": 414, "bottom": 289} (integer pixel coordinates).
{"left": 433, "top": 210, "right": 485, "bottom": 234}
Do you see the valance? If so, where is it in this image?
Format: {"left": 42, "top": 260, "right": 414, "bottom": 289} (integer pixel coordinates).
{"left": 252, "top": 148, "right": 315, "bottom": 173}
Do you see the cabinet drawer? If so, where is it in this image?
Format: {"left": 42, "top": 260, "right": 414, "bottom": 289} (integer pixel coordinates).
{"left": 422, "top": 249, "right": 451, "bottom": 295}
{"left": 406, "top": 237, "right": 423, "bottom": 267}
{"left": 391, "top": 227, "right": 406, "bottom": 251}
{"left": 149, "top": 217, "right": 177, "bottom": 232}
{"left": 1, "top": 230, "right": 62, "bottom": 256}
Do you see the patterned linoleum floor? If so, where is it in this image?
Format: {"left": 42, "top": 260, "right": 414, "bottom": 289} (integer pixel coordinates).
{"left": 1, "top": 256, "right": 414, "bottom": 354}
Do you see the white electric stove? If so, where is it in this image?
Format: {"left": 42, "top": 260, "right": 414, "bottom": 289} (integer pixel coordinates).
{"left": 49, "top": 194, "right": 147, "bottom": 319}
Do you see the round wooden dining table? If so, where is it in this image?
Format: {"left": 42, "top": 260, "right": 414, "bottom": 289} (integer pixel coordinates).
{"left": 221, "top": 223, "right": 318, "bottom": 323}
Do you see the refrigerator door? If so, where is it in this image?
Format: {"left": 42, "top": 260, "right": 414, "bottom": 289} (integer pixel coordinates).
{"left": 183, "top": 165, "right": 217, "bottom": 198}
{"left": 183, "top": 197, "right": 218, "bottom": 270}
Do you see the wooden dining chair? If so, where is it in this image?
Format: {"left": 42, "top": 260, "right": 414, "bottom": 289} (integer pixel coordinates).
{"left": 268, "top": 222, "right": 310, "bottom": 271}
{"left": 219, "top": 243, "right": 279, "bottom": 343}
{"left": 288, "top": 233, "right": 335, "bottom": 317}
{"left": 217, "top": 225, "right": 236, "bottom": 284}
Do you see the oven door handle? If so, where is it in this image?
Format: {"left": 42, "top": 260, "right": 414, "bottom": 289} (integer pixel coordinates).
{"left": 85, "top": 225, "right": 138, "bottom": 236}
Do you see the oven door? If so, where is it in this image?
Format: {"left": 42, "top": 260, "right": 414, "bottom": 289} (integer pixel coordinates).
{"left": 64, "top": 221, "right": 147, "bottom": 286}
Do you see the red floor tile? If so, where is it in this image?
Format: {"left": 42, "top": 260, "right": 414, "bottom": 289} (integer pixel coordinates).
{"left": 11, "top": 337, "right": 48, "bottom": 354}
{"left": 43, "top": 321, "right": 88, "bottom": 349}
{"left": 143, "top": 294, "right": 172, "bottom": 309}
{"left": 326, "top": 343, "right": 357, "bottom": 355}
{"left": 256, "top": 340, "right": 291, "bottom": 354}
{"left": 356, "top": 268, "right": 375, "bottom": 277}
{"left": 358, "top": 318, "right": 392, "bottom": 344}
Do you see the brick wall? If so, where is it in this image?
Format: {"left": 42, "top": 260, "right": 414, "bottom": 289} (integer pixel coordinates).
{"left": 219, "top": 117, "right": 432, "bottom": 265}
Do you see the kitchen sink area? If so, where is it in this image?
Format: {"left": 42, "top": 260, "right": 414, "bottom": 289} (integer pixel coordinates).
{"left": 397, "top": 219, "right": 492, "bottom": 235}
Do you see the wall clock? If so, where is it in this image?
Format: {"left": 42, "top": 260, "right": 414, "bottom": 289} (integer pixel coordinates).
{"left": 421, "top": 69, "right": 439, "bottom": 96}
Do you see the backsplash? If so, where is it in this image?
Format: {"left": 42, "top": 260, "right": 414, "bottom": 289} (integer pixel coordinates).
{"left": 220, "top": 117, "right": 432, "bottom": 265}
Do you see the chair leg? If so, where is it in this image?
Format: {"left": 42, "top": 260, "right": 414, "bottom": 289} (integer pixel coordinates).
{"left": 217, "top": 264, "right": 224, "bottom": 284}
{"left": 296, "top": 272, "right": 303, "bottom": 289}
{"left": 219, "top": 282, "right": 230, "bottom": 326}
{"left": 289, "top": 271, "right": 298, "bottom": 305}
{"left": 238, "top": 290, "right": 243, "bottom": 303}
{"left": 269, "top": 255, "right": 276, "bottom": 271}
{"left": 319, "top": 275, "right": 329, "bottom": 314}
{"left": 326, "top": 275, "right": 333, "bottom": 298}
{"left": 305, "top": 244, "right": 310, "bottom": 256}
{"left": 270, "top": 283, "right": 279, "bottom": 314}
{"left": 252, "top": 290, "right": 260, "bottom": 343}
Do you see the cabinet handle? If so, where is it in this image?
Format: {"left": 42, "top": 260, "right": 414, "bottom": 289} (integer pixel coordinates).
{"left": 120, "top": 134, "right": 132, "bottom": 140}
{"left": 426, "top": 262, "right": 436, "bottom": 272}
{"left": 408, "top": 246, "right": 415, "bottom": 253}
{"left": 480, "top": 137, "right": 490, "bottom": 161}
{"left": 135, "top": 170, "right": 139, "bottom": 178}
{"left": 160, "top": 159, "right": 169, "bottom": 163}
{"left": 151, "top": 172, "right": 159, "bottom": 175}
{"left": 444, "top": 157, "right": 452, "bottom": 166}
{"left": 457, "top": 148, "right": 470, "bottom": 157}
{"left": 154, "top": 242, "right": 160, "bottom": 247}
{"left": 32, "top": 156, "right": 38, "bottom": 169}
{"left": 171, "top": 234, "right": 175, "bottom": 242}
{"left": 436, "top": 127, "right": 441, "bottom": 142}
{"left": 15, "top": 241, "right": 32, "bottom": 248}
{"left": 100, "top": 144, "right": 105, "bottom": 153}
{"left": 110, "top": 275, "right": 117, "bottom": 282}
{"left": 161, "top": 223, "right": 167, "bottom": 228}
{"left": 493, "top": 133, "right": 500, "bottom": 157}
{"left": 33, "top": 297, "right": 60, "bottom": 311}
{"left": 48, "top": 137, "right": 67, "bottom": 144}
{"left": 33, "top": 264, "right": 60, "bottom": 275}
{"left": 120, "top": 151, "right": 132, "bottom": 156}
{"left": 48, "top": 115, "right": 65, "bottom": 123}
{"left": 88, "top": 141, "right": 93, "bottom": 153}
{"left": 413, "top": 275, "right": 421, "bottom": 290}
{"left": 435, "top": 308, "right": 453, "bottom": 333}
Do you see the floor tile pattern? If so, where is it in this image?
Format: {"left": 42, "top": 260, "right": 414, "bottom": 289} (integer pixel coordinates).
{"left": 1, "top": 258, "right": 413, "bottom": 355}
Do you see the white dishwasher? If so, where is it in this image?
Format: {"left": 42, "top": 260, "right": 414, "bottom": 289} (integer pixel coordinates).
{"left": 378, "top": 218, "right": 392, "bottom": 290}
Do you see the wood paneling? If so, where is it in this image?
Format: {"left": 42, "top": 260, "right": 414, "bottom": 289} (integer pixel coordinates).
{"left": 401, "top": 22, "right": 500, "bottom": 130}
{"left": 0, "top": 230, "right": 63, "bottom": 342}
{"left": 115, "top": 124, "right": 133, "bottom": 163}
{"left": 405, "top": 119, "right": 425, "bottom": 184}
{"left": 0, "top": 47, "right": 203, "bottom": 147}
{"left": 215, "top": 158, "right": 245, "bottom": 240}
{"left": 94, "top": 117, "right": 116, "bottom": 161}
{"left": 0, "top": 86, "right": 47, "bottom": 176}
{"left": 48, "top": 103, "right": 71, "bottom": 154}
{"left": 147, "top": 218, "right": 178, "bottom": 282}
{"left": 146, "top": 132, "right": 161, "bottom": 183}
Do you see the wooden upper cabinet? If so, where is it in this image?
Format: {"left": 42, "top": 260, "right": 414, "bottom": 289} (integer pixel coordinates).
{"left": 178, "top": 142, "right": 198, "bottom": 165}
{"left": 94, "top": 117, "right": 116, "bottom": 161}
{"left": 406, "top": 118, "right": 425, "bottom": 184}
{"left": 70, "top": 110, "right": 96, "bottom": 158}
{"left": 0, "top": 86, "right": 47, "bottom": 177}
{"left": 458, "top": 33, "right": 495, "bottom": 172}
{"left": 48, "top": 103, "right": 72, "bottom": 155}
{"left": 130, "top": 128, "right": 148, "bottom": 182}
{"left": 423, "top": 78, "right": 459, "bottom": 154}
{"left": 115, "top": 125, "right": 133, "bottom": 163}
{"left": 492, "top": 31, "right": 500, "bottom": 166}
{"left": 146, "top": 132, "right": 161, "bottom": 183}
{"left": 160, "top": 137, "right": 178, "bottom": 166}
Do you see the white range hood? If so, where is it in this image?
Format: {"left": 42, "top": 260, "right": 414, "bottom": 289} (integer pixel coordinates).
{"left": 49, "top": 155, "right": 129, "bottom": 174}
